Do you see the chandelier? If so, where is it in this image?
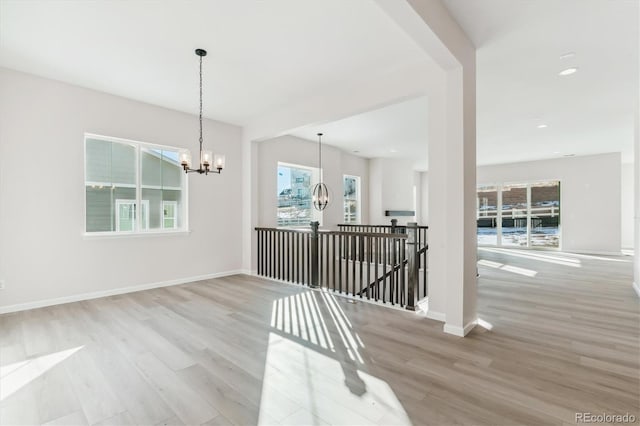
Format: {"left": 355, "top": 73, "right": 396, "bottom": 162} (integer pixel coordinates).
{"left": 180, "top": 49, "right": 225, "bottom": 175}
{"left": 312, "top": 133, "right": 330, "bottom": 211}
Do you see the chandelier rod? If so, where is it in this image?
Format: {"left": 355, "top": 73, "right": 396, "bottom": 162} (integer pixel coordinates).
{"left": 318, "top": 133, "right": 323, "bottom": 180}
{"left": 199, "top": 52, "right": 203, "bottom": 164}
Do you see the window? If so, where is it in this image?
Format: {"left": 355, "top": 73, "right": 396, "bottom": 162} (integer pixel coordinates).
{"left": 476, "top": 185, "right": 498, "bottom": 245}
{"left": 343, "top": 175, "right": 361, "bottom": 223}
{"left": 115, "top": 200, "right": 149, "bottom": 231}
{"left": 477, "top": 180, "right": 560, "bottom": 248}
{"left": 277, "top": 162, "right": 321, "bottom": 226}
{"left": 85, "top": 134, "right": 187, "bottom": 234}
{"left": 163, "top": 201, "right": 178, "bottom": 229}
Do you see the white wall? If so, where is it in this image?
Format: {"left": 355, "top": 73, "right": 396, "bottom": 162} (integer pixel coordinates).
{"left": 622, "top": 163, "right": 635, "bottom": 249}
{"left": 477, "top": 153, "right": 622, "bottom": 254}
{"left": 419, "top": 171, "right": 429, "bottom": 225}
{"left": 368, "top": 158, "right": 417, "bottom": 225}
{"left": 0, "top": 68, "right": 243, "bottom": 311}
{"left": 256, "top": 135, "right": 369, "bottom": 229}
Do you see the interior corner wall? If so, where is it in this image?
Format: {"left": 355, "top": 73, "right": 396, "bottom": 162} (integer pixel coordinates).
{"left": 368, "top": 158, "right": 418, "bottom": 225}
{"left": 0, "top": 68, "right": 243, "bottom": 311}
{"left": 256, "top": 135, "right": 369, "bottom": 229}
{"left": 622, "top": 162, "right": 635, "bottom": 249}
{"left": 419, "top": 171, "right": 429, "bottom": 225}
{"left": 477, "top": 153, "right": 622, "bottom": 254}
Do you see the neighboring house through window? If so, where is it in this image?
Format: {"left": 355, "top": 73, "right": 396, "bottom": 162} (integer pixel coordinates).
{"left": 85, "top": 134, "right": 187, "bottom": 234}
{"left": 277, "top": 162, "right": 321, "bottom": 226}
{"left": 343, "top": 175, "right": 360, "bottom": 224}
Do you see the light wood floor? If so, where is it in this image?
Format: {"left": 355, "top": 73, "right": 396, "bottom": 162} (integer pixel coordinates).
{"left": 1, "top": 249, "right": 638, "bottom": 425}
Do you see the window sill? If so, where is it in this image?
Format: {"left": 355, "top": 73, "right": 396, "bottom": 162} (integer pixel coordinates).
{"left": 83, "top": 229, "right": 192, "bottom": 239}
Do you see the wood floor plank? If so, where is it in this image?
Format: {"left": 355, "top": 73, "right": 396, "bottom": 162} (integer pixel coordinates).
{"left": 133, "top": 352, "right": 218, "bottom": 425}
{"left": 1, "top": 249, "right": 637, "bottom": 425}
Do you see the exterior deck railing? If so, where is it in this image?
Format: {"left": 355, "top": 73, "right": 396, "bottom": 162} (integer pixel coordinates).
{"left": 255, "top": 221, "right": 428, "bottom": 310}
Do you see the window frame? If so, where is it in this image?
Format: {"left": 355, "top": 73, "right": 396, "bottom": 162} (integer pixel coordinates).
{"left": 277, "top": 161, "right": 322, "bottom": 227}
{"left": 162, "top": 200, "right": 178, "bottom": 230}
{"left": 83, "top": 133, "right": 189, "bottom": 237}
{"left": 476, "top": 179, "right": 562, "bottom": 250}
{"left": 343, "top": 174, "right": 361, "bottom": 224}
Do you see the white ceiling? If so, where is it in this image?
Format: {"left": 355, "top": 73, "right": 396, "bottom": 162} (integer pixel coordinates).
{"left": 291, "top": 96, "right": 430, "bottom": 170}
{"left": 290, "top": 0, "right": 638, "bottom": 167}
{"left": 0, "top": 0, "right": 429, "bottom": 126}
{"left": 447, "top": 0, "right": 638, "bottom": 165}
{"left": 1, "top": 0, "right": 637, "bottom": 168}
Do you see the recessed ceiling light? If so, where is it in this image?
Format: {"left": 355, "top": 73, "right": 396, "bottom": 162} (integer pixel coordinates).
{"left": 537, "top": 124, "right": 548, "bottom": 129}
{"left": 563, "top": 153, "right": 576, "bottom": 157}
{"left": 390, "top": 149, "right": 398, "bottom": 153}
{"left": 558, "top": 67, "right": 578, "bottom": 76}
{"left": 553, "top": 151, "right": 561, "bottom": 154}
{"left": 352, "top": 150, "right": 360, "bottom": 153}
{"left": 560, "top": 52, "right": 575, "bottom": 59}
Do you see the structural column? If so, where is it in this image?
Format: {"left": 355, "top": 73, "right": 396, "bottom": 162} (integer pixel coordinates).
{"left": 376, "top": 0, "right": 478, "bottom": 335}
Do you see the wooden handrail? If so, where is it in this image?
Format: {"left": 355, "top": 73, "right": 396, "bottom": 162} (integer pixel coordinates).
{"left": 254, "top": 227, "right": 407, "bottom": 239}
{"left": 255, "top": 220, "right": 428, "bottom": 310}
{"left": 337, "top": 224, "right": 429, "bottom": 229}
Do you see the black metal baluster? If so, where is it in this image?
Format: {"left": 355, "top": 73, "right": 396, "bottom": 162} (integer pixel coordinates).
{"left": 338, "top": 233, "right": 343, "bottom": 294}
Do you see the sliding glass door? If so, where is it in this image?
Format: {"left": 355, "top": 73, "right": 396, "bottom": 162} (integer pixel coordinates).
{"left": 477, "top": 185, "right": 499, "bottom": 245}
{"left": 530, "top": 181, "right": 560, "bottom": 247}
{"left": 501, "top": 183, "right": 528, "bottom": 247}
{"left": 477, "top": 181, "right": 560, "bottom": 248}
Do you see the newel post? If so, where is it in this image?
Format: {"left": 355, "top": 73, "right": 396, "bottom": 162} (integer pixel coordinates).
{"left": 390, "top": 218, "right": 398, "bottom": 234}
{"left": 310, "top": 221, "right": 320, "bottom": 288}
{"left": 406, "top": 222, "right": 418, "bottom": 311}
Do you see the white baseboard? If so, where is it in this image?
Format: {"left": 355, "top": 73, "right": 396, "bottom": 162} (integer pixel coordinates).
{"left": 425, "top": 310, "right": 446, "bottom": 322}
{"left": 633, "top": 282, "right": 640, "bottom": 298}
{"left": 0, "top": 270, "right": 245, "bottom": 315}
{"left": 443, "top": 319, "right": 477, "bottom": 337}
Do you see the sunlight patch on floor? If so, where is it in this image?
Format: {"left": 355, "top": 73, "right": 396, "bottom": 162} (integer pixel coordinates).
{"left": 0, "top": 346, "right": 83, "bottom": 401}
{"left": 270, "top": 290, "right": 367, "bottom": 363}
{"left": 479, "top": 247, "right": 581, "bottom": 268}
{"left": 567, "top": 252, "right": 632, "bottom": 263}
{"left": 478, "top": 259, "right": 538, "bottom": 277}
{"left": 258, "top": 332, "right": 410, "bottom": 425}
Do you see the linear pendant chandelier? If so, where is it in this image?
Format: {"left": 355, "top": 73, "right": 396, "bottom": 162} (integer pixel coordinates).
{"left": 312, "top": 132, "right": 330, "bottom": 211}
{"left": 180, "top": 48, "right": 225, "bottom": 175}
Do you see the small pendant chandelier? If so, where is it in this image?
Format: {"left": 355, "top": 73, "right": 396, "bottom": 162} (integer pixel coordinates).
{"left": 180, "top": 48, "right": 225, "bottom": 175}
{"left": 312, "top": 132, "right": 330, "bottom": 211}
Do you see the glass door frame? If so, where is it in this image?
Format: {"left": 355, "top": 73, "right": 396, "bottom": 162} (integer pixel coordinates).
{"left": 477, "top": 180, "right": 562, "bottom": 250}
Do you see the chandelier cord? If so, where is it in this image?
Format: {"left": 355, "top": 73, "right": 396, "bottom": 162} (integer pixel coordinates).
{"left": 199, "top": 53, "right": 203, "bottom": 164}
{"left": 318, "top": 133, "right": 322, "bottom": 180}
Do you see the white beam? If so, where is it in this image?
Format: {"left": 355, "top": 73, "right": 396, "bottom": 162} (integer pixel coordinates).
{"left": 378, "top": 0, "right": 478, "bottom": 335}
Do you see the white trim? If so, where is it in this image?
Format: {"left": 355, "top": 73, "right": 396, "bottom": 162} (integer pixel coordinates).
{"left": 162, "top": 200, "right": 178, "bottom": 230}
{"left": 425, "top": 310, "right": 446, "bottom": 322}
{"left": 83, "top": 229, "right": 191, "bottom": 239}
{"left": 86, "top": 181, "right": 137, "bottom": 188}
{"left": 415, "top": 297, "right": 446, "bottom": 322}
{"left": 443, "top": 319, "right": 477, "bottom": 337}
{"left": 0, "top": 270, "right": 244, "bottom": 315}
{"left": 633, "top": 282, "right": 640, "bottom": 298}
{"left": 115, "top": 199, "right": 149, "bottom": 231}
